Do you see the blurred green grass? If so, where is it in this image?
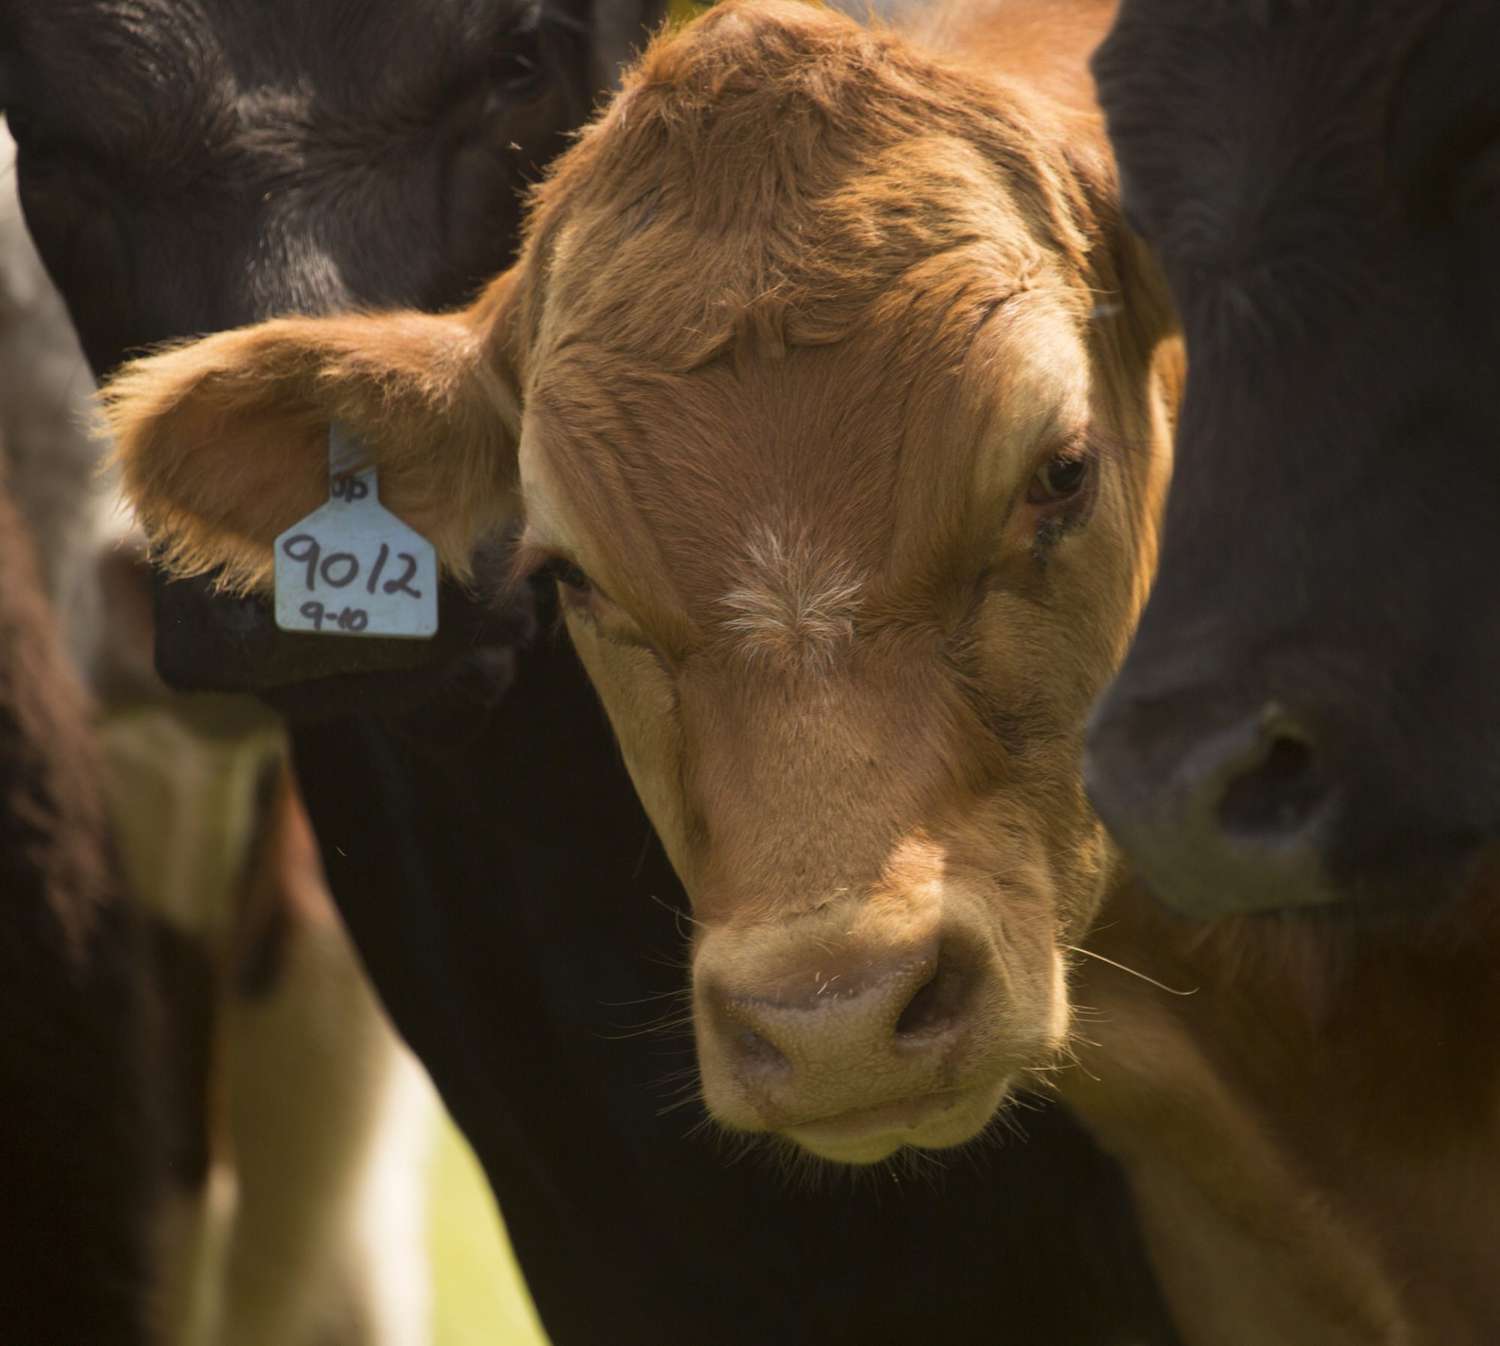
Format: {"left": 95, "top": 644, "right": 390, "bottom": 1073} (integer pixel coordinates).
{"left": 429, "top": 1114, "right": 550, "bottom": 1346}
{"left": 429, "top": 10, "right": 708, "bottom": 1344}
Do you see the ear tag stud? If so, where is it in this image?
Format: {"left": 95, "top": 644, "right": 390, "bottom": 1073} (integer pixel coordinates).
{"left": 273, "top": 424, "right": 439, "bottom": 639}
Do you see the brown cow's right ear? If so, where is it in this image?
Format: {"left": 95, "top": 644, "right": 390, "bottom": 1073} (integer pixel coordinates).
{"left": 1061, "top": 133, "right": 1179, "bottom": 359}
{"left": 99, "top": 270, "right": 524, "bottom": 595}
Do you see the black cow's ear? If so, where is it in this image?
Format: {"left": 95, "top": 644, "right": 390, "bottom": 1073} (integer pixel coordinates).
{"left": 589, "top": 1, "right": 672, "bottom": 92}
{"left": 99, "top": 271, "right": 526, "bottom": 594}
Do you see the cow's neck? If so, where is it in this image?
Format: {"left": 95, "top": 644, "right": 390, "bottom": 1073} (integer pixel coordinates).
{"left": 1064, "top": 872, "right": 1500, "bottom": 1346}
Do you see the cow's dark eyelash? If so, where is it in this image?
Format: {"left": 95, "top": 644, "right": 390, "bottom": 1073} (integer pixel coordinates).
{"left": 426, "top": 11, "right": 550, "bottom": 120}
{"left": 507, "top": 536, "right": 591, "bottom": 594}
{"left": 1020, "top": 427, "right": 1098, "bottom": 523}
{"left": 490, "top": 17, "right": 547, "bottom": 94}
{"left": 1028, "top": 452, "right": 1093, "bottom": 504}
{"left": 1036, "top": 478, "right": 1098, "bottom": 540}
{"left": 534, "top": 556, "right": 593, "bottom": 595}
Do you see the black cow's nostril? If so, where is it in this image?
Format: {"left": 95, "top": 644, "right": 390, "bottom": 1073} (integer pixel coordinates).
{"left": 1217, "top": 731, "right": 1321, "bottom": 838}
{"left": 1085, "top": 687, "right": 1345, "bottom": 915}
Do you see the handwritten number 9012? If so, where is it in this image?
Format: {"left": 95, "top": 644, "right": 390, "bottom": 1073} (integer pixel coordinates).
{"left": 280, "top": 534, "right": 424, "bottom": 599}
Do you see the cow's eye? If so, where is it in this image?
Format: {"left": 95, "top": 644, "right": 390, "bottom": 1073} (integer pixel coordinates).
{"left": 492, "top": 20, "right": 546, "bottom": 96}
{"left": 1026, "top": 451, "right": 1093, "bottom": 504}
{"left": 539, "top": 556, "right": 593, "bottom": 596}
{"left": 494, "top": 47, "right": 540, "bottom": 94}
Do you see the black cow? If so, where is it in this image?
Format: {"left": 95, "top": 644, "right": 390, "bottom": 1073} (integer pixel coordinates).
{"left": 1, "top": 3, "right": 1178, "bottom": 1342}
{"left": 1084, "top": 0, "right": 1500, "bottom": 917}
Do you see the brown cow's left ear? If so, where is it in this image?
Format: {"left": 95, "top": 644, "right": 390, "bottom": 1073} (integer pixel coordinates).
{"left": 99, "top": 269, "right": 525, "bottom": 595}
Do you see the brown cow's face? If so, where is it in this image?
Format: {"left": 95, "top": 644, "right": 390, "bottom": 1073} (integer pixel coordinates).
{"left": 97, "top": 0, "right": 1175, "bottom": 1164}
{"left": 513, "top": 150, "right": 1171, "bottom": 1160}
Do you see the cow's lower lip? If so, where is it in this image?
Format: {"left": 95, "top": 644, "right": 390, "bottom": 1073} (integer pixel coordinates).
{"left": 783, "top": 1079, "right": 1011, "bottom": 1164}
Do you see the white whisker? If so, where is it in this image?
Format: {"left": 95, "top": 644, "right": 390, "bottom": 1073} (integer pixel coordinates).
{"left": 1065, "top": 943, "right": 1198, "bottom": 997}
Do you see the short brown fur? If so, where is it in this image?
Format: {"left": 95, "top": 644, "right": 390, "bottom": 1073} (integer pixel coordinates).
{"left": 101, "top": 0, "right": 1171, "bottom": 1141}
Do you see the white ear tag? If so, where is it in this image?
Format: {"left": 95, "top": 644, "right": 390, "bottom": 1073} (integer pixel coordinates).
{"left": 273, "top": 424, "right": 439, "bottom": 639}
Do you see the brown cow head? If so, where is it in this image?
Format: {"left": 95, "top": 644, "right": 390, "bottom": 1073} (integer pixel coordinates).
{"left": 102, "top": 0, "right": 1176, "bottom": 1163}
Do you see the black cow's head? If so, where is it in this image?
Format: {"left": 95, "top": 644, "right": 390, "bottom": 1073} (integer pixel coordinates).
{"left": 1084, "top": 0, "right": 1500, "bottom": 916}
{"left": 0, "top": 0, "right": 665, "bottom": 706}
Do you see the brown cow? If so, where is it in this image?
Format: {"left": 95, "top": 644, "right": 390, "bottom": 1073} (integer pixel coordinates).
{"left": 1063, "top": 876, "right": 1500, "bottom": 1346}
{"left": 101, "top": 0, "right": 1173, "bottom": 1163}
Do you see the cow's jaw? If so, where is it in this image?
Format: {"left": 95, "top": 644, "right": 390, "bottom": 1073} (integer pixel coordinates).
{"left": 786, "top": 1079, "right": 1017, "bottom": 1164}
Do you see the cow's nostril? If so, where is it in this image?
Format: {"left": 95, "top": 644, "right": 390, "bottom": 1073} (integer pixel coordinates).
{"left": 1087, "top": 689, "right": 1346, "bottom": 916}
{"left": 894, "top": 952, "right": 971, "bottom": 1041}
{"left": 1217, "top": 730, "right": 1320, "bottom": 838}
{"left": 735, "top": 1025, "right": 790, "bottom": 1078}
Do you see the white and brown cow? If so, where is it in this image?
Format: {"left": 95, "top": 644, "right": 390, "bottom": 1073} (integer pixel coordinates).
{"left": 0, "top": 125, "right": 434, "bottom": 1346}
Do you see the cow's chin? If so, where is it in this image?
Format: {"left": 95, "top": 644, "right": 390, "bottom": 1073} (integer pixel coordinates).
{"left": 781, "top": 1078, "right": 1014, "bottom": 1166}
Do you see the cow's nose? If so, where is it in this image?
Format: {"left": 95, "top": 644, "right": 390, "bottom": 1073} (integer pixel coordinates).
{"left": 1086, "top": 694, "right": 1341, "bottom": 916}
{"left": 696, "top": 928, "right": 983, "bottom": 1131}
{"left": 720, "top": 939, "right": 971, "bottom": 1073}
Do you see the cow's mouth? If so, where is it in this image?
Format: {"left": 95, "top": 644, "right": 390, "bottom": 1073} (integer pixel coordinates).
{"left": 782, "top": 1078, "right": 1013, "bottom": 1165}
